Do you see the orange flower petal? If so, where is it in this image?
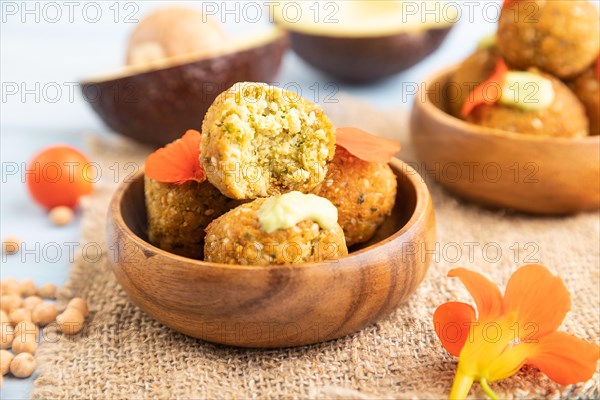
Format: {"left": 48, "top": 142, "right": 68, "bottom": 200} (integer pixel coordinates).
{"left": 503, "top": 264, "right": 570, "bottom": 340}
{"left": 335, "top": 127, "right": 401, "bottom": 163}
{"left": 461, "top": 58, "right": 508, "bottom": 117}
{"left": 433, "top": 302, "right": 476, "bottom": 357}
{"left": 145, "top": 130, "right": 206, "bottom": 184}
{"left": 448, "top": 268, "right": 504, "bottom": 320}
{"left": 524, "top": 331, "right": 600, "bottom": 385}
{"left": 503, "top": 0, "right": 519, "bottom": 8}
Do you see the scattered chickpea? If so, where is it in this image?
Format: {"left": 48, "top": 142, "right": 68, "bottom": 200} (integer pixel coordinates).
{"left": 56, "top": 308, "right": 84, "bottom": 335}
{"left": 18, "top": 279, "right": 37, "bottom": 297}
{"left": 22, "top": 296, "right": 43, "bottom": 311}
{"left": 11, "top": 336, "right": 37, "bottom": 355}
{"left": 0, "top": 349, "right": 13, "bottom": 375}
{"left": 0, "top": 294, "right": 23, "bottom": 313}
{"left": 1, "top": 279, "right": 20, "bottom": 295}
{"left": 66, "top": 297, "right": 89, "bottom": 318}
{"left": 1, "top": 236, "right": 20, "bottom": 255}
{"left": 49, "top": 206, "right": 74, "bottom": 226}
{"left": 1, "top": 283, "right": 80, "bottom": 385}
{"left": 8, "top": 308, "right": 32, "bottom": 324}
{"left": 31, "top": 302, "right": 57, "bottom": 326}
{"left": 0, "top": 323, "right": 14, "bottom": 349}
{"left": 13, "top": 321, "right": 38, "bottom": 341}
{"left": 37, "top": 283, "right": 57, "bottom": 300}
{"left": 9, "top": 352, "right": 35, "bottom": 378}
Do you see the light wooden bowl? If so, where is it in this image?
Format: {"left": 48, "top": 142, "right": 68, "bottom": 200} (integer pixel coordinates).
{"left": 410, "top": 66, "right": 600, "bottom": 214}
{"left": 106, "top": 159, "right": 435, "bottom": 348}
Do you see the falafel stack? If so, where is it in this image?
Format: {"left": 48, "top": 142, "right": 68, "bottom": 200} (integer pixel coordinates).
{"left": 144, "top": 82, "right": 400, "bottom": 265}
{"left": 449, "top": 0, "right": 599, "bottom": 137}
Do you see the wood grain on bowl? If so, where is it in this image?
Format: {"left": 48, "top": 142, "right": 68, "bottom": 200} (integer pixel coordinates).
{"left": 410, "top": 66, "right": 600, "bottom": 214}
{"left": 106, "top": 159, "right": 435, "bottom": 348}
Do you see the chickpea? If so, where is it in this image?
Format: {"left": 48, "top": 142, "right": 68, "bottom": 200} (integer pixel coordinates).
{"left": 23, "top": 296, "right": 43, "bottom": 311}
{"left": 0, "top": 323, "right": 14, "bottom": 349}
{"left": 8, "top": 308, "right": 32, "bottom": 324}
{"left": 9, "top": 352, "right": 35, "bottom": 378}
{"left": 1, "top": 279, "right": 20, "bottom": 295}
{"left": 0, "top": 349, "right": 13, "bottom": 375}
{"left": 49, "top": 206, "right": 74, "bottom": 226}
{"left": 2, "top": 236, "right": 20, "bottom": 255}
{"left": 1, "top": 294, "right": 23, "bottom": 313}
{"left": 56, "top": 308, "right": 84, "bottom": 335}
{"left": 31, "top": 302, "right": 57, "bottom": 326}
{"left": 12, "top": 336, "right": 37, "bottom": 355}
{"left": 37, "top": 283, "right": 57, "bottom": 300}
{"left": 18, "top": 279, "right": 36, "bottom": 297}
{"left": 13, "top": 321, "right": 38, "bottom": 341}
{"left": 0, "top": 310, "right": 8, "bottom": 325}
{"left": 67, "top": 297, "right": 89, "bottom": 318}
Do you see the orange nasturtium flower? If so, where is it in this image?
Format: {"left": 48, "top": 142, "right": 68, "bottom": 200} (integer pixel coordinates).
{"left": 335, "top": 127, "right": 401, "bottom": 163}
{"left": 503, "top": 0, "right": 519, "bottom": 8}
{"left": 434, "top": 264, "right": 600, "bottom": 400}
{"left": 145, "top": 129, "right": 206, "bottom": 184}
{"left": 460, "top": 58, "right": 509, "bottom": 117}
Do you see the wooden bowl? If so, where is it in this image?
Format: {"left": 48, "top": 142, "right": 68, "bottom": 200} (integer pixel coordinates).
{"left": 410, "top": 66, "right": 600, "bottom": 214}
{"left": 106, "top": 159, "right": 435, "bottom": 348}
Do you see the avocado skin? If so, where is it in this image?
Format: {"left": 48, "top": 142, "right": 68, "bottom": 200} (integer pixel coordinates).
{"left": 288, "top": 27, "right": 452, "bottom": 84}
{"left": 81, "top": 35, "right": 288, "bottom": 147}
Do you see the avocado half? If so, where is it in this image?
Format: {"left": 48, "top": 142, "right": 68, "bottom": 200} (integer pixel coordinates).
{"left": 274, "top": 1, "right": 455, "bottom": 83}
{"left": 81, "top": 28, "right": 287, "bottom": 146}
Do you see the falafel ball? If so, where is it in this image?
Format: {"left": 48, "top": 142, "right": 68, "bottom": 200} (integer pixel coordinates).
{"left": 204, "top": 197, "right": 348, "bottom": 265}
{"left": 497, "top": 0, "right": 599, "bottom": 78}
{"left": 571, "top": 64, "right": 600, "bottom": 135}
{"left": 201, "top": 82, "right": 336, "bottom": 199}
{"left": 145, "top": 176, "right": 242, "bottom": 259}
{"left": 312, "top": 147, "right": 397, "bottom": 247}
{"left": 448, "top": 46, "right": 499, "bottom": 118}
{"left": 466, "top": 70, "right": 589, "bottom": 137}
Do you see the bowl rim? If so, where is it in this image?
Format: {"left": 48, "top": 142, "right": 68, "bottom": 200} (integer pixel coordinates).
{"left": 108, "top": 157, "right": 432, "bottom": 272}
{"left": 417, "top": 65, "right": 600, "bottom": 144}
{"left": 282, "top": 22, "right": 455, "bottom": 39}
{"left": 273, "top": 0, "right": 456, "bottom": 38}
{"left": 81, "top": 27, "right": 286, "bottom": 84}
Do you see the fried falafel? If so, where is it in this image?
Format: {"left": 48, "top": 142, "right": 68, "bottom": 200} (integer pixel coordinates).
{"left": 497, "top": 0, "right": 599, "bottom": 78}
{"left": 312, "top": 147, "right": 397, "bottom": 247}
{"left": 204, "top": 193, "right": 347, "bottom": 265}
{"left": 571, "top": 64, "right": 600, "bottom": 135}
{"left": 201, "top": 82, "right": 336, "bottom": 199}
{"left": 145, "top": 177, "right": 242, "bottom": 259}
{"left": 448, "top": 46, "right": 499, "bottom": 118}
{"left": 465, "top": 70, "right": 589, "bottom": 137}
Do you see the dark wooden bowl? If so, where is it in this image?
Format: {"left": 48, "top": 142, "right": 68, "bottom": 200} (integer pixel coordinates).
{"left": 287, "top": 27, "right": 453, "bottom": 84}
{"left": 81, "top": 29, "right": 287, "bottom": 147}
{"left": 106, "top": 159, "right": 435, "bottom": 347}
{"left": 410, "top": 66, "right": 600, "bottom": 214}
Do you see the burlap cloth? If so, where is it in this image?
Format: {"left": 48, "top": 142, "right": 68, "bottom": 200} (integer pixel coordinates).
{"left": 32, "top": 96, "right": 599, "bottom": 399}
